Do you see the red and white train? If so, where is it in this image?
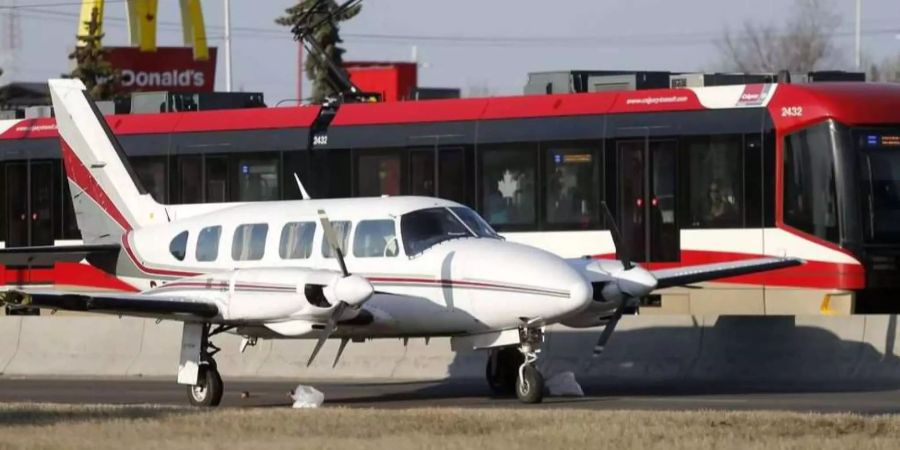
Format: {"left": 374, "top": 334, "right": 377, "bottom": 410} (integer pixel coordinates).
{"left": 2, "top": 81, "right": 899, "bottom": 314}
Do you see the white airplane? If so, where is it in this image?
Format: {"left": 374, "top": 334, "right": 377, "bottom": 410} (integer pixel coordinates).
{"left": 0, "top": 79, "right": 802, "bottom": 406}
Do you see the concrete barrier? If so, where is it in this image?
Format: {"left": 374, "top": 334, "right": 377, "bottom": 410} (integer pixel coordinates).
{"left": 4, "top": 317, "right": 145, "bottom": 377}
{"left": 0, "top": 316, "right": 21, "bottom": 374}
{"left": 2, "top": 315, "right": 900, "bottom": 391}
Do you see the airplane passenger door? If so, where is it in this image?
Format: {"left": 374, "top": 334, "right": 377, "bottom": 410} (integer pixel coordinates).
{"left": 616, "top": 139, "right": 679, "bottom": 263}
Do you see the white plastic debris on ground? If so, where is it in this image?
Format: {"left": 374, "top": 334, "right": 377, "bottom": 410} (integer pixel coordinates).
{"left": 291, "top": 384, "right": 325, "bottom": 408}
{"left": 546, "top": 371, "right": 584, "bottom": 397}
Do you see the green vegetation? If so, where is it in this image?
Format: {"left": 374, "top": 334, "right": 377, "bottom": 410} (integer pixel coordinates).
{"left": 276, "top": 0, "right": 362, "bottom": 103}
{"left": 65, "top": 7, "right": 121, "bottom": 101}
{"left": 0, "top": 404, "right": 898, "bottom": 449}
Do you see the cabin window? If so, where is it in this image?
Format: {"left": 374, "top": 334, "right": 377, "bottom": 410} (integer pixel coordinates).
{"left": 279, "top": 221, "right": 316, "bottom": 259}
{"left": 169, "top": 231, "right": 188, "bottom": 261}
{"left": 195, "top": 226, "right": 222, "bottom": 262}
{"left": 544, "top": 144, "right": 599, "bottom": 226}
{"left": 321, "top": 221, "right": 352, "bottom": 258}
{"left": 783, "top": 122, "right": 839, "bottom": 243}
{"left": 353, "top": 220, "right": 399, "bottom": 257}
{"left": 358, "top": 153, "right": 402, "bottom": 196}
{"left": 480, "top": 145, "right": 537, "bottom": 227}
{"left": 232, "top": 223, "right": 269, "bottom": 261}
{"left": 237, "top": 157, "right": 279, "bottom": 201}
{"left": 684, "top": 136, "right": 743, "bottom": 228}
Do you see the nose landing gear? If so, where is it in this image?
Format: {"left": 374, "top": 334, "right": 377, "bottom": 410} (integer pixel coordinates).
{"left": 485, "top": 324, "right": 545, "bottom": 404}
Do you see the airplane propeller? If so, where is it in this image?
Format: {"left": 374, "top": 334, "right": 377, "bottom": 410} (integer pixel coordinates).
{"left": 593, "top": 202, "right": 658, "bottom": 356}
{"left": 306, "top": 209, "right": 375, "bottom": 366}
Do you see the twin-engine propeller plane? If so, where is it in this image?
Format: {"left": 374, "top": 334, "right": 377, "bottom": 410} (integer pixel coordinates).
{"left": 0, "top": 80, "right": 802, "bottom": 406}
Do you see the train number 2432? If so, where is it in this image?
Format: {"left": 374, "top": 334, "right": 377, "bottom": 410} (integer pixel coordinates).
{"left": 780, "top": 106, "right": 804, "bottom": 117}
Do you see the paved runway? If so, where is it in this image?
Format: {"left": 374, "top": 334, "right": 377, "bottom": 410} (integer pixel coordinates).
{"left": 2, "top": 377, "right": 900, "bottom": 414}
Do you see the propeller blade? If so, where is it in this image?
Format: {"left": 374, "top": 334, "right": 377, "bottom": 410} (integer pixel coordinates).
{"left": 332, "top": 337, "right": 350, "bottom": 368}
{"left": 593, "top": 296, "right": 632, "bottom": 357}
{"left": 600, "top": 201, "right": 633, "bottom": 270}
{"left": 307, "top": 301, "right": 347, "bottom": 366}
{"left": 317, "top": 209, "right": 349, "bottom": 277}
{"left": 593, "top": 315, "right": 621, "bottom": 356}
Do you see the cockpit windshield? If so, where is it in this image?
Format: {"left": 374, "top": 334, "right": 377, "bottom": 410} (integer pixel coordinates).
{"left": 401, "top": 207, "right": 497, "bottom": 255}
{"left": 450, "top": 207, "right": 501, "bottom": 239}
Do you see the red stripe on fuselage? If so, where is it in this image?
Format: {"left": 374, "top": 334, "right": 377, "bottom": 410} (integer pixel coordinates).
{"left": 120, "top": 232, "right": 200, "bottom": 278}
{"left": 59, "top": 141, "right": 132, "bottom": 231}
{"left": 367, "top": 276, "right": 570, "bottom": 297}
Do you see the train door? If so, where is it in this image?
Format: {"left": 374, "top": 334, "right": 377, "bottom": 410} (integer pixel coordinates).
{"left": 4, "top": 161, "right": 54, "bottom": 247}
{"left": 616, "top": 139, "right": 679, "bottom": 262}
{"left": 409, "top": 145, "right": 466, "bottom": 203}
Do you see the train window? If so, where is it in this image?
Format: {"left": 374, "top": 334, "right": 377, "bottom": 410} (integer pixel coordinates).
{"left": 169, "top": 231, "right": 188, "bottom": 261}
{"left": 480, "top": 146, "right": 537, "bottom": 227}
{"left": 178, "top": 156, "right": 203, "bottom": 204}
{"left": 685, "top": 136, "right": 743, "bottom": 228}
{"left": 131, "top": 157, "right": 168, "bottom": 203}
{"left": 195, "top": 225, "right": 222, "bottom": 262}
{"left": 358, "top": 153, "right": 402, "bottom": 196}
{"left": 353, "top": 220, "right": 398, "bottom": 257}
{"left": 206, "top": 156, "right": 229, "bottom": 203}
{"left": 409, "top": 148, "right": 467, "bottom": 203}
{"left": 784, "top": 122, "right": 839, "bottom": 243}
{"left": 321, "top": 221, "right": 352, "bottom": 258}
{"left": 544, "top": 145, "right": 598, "bottom": 226}
{"left": 237, "top": 157, "right": 279, "bottom": 201}
{"left": 232, "top": 223, "right": 268, "bottom": 261}
{"left": 279, "top": 221, "right": 316, "bottom": 259}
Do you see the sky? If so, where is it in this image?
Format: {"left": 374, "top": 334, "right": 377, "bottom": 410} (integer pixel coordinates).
{"left": 1, "top": 0, "right": 898, "bottom": 104}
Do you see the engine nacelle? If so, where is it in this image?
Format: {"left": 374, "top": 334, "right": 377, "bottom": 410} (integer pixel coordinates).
{"left": 154, "top": 267, "right": 373, "bottom": 322}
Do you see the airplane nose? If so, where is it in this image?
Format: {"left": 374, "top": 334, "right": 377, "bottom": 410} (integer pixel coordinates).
{"left": 569, "top": 278, "right": 594, "bottom": 312}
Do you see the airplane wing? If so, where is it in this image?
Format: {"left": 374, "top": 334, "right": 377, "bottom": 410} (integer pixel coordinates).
{"left": 651, "top": 257, "right": 803, "bottom": 289}
{"left": 0, "top": 289, "right": 218, "bottom": 321}
{"left": 0, "top": 244, "right": 120, "bottom": 267}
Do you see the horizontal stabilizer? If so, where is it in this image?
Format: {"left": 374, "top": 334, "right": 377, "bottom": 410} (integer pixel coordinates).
{"left": 652, "top": 257, "right": 803, "bottom": 289}
{"left": 0, "top": 244, "right": 120, "bottom": 267}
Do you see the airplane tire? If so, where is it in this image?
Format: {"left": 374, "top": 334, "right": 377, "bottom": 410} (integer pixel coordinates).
{"left": 485, "top": 348, "right": 522, "bottom": 396}
{"left": 515, "top": 364, "right": 544, "bottom": 404}
{"left": 187, "top": 363, "right": 224, "bottom": 407}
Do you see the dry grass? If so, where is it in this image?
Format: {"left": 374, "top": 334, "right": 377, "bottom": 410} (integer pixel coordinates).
{"left": 0, "top": 404, "right": 897, "bottom": 450}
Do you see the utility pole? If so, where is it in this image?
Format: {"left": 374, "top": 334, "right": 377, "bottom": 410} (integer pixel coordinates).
{"left": 224, "top": 0, "right": 233, "bottom": 91}
{"left": 855, "top": 0, "right": 862, "bottom": 70}
{"left": 297, "top": 41, "right": 303, "bottom": 103}
{"left": 0, "top": 0, "right": 21, "bottom": 82}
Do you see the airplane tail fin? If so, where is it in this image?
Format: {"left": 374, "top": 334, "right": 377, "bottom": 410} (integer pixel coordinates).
{"left": 49, "top": 79, "right": 166, "bottom": 245}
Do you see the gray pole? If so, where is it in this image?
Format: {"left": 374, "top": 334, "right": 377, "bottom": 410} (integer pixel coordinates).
{"left": 855, "top": 0, "right": 862, "bottom": 70}
{"left": 224, "top": 0, "right": 233, "bottom": 92}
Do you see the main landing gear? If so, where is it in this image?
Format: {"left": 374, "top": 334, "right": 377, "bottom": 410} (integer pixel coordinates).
{"left": 185, "top": 324, "right": 232, "bottom": 407}
{"left": 485, "top": 325, "right": 545, "bottom": 404}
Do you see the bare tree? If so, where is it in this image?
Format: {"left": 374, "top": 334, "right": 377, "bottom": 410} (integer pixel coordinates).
{"left": 716, "top": 0, "right": 844, "bottom": 73}
{"left": 868, "top": 55, "right": 900, "bottom": 82}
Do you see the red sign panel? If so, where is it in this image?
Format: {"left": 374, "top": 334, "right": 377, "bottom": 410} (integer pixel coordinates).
{"left": 106, "top": 47, "right": 217, "bottom": 93}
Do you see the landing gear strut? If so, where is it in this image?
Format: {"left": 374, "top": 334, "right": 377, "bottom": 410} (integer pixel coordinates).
{"left": 186, "top": 324, "right": 231, "bottom": 407}
{"left": 485, "top": 324, "right": 545, "bottom": 404}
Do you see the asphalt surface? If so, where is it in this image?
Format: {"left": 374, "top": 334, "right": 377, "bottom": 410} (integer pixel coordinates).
{"left": 2, "top": 377, "right": 900, "bottom": 414}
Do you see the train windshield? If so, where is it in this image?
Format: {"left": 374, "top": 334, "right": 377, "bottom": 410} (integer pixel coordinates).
{"left": 400, "top": 207, "right": 478, "bottom": 255}
{"left": 856, "top": 128, "right": 900, "bottom": 242}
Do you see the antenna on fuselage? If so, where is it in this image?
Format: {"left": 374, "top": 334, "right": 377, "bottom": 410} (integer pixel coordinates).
{"left": 293, "top": 173, "right": 311, "bottom": 200}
